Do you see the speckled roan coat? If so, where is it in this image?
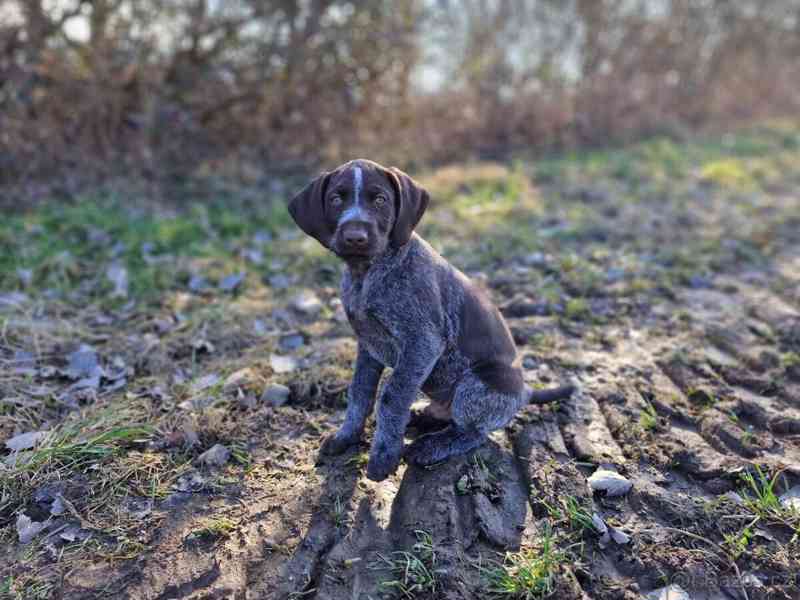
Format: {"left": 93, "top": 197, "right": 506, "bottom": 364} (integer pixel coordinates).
{"left": 288, "top": 159, "right": 573, "bottom": 482}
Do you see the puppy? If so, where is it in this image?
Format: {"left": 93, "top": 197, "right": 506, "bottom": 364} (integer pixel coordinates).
{"left": 288, "top": 159, "right": 573, "bottom": 481}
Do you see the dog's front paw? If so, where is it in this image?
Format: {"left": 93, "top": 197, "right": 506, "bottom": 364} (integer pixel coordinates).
{"left": 366, "top": 442, "right": 402, "bottom": 482}
{"left": 319, "top": 431, "right": 359, "bottom": 456}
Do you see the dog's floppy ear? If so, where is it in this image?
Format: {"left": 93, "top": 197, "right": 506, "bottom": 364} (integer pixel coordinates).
{"left": 387, "top": 167, "right": 429, "bottom": 247}
{"left": 288, "top": 171, "right": 333, "bottom": 248}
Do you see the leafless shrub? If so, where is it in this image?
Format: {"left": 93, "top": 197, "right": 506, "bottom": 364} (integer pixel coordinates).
{"left": 0, "top": 0, "right": 798, "bottom": 199}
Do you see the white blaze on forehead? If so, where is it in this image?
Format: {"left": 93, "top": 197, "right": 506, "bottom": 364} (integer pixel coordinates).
{"left": 340, "top": 165, "right": 367, "bottom": 223}
{"left": 353, "top": 166, "right": 363, "bottom": 204}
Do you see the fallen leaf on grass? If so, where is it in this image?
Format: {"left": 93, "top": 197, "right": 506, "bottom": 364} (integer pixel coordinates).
{"left": 106, "top": 262, "right": 129, "bottom": 298}
{"left": 219, "top": 272, "right": 246, "bottom": 292}
{"left": 242, "top": 248, "right": 263, "bottom": 265}
{"left": 5, "top": 430, "right": 49, "bottom": 452}
{"left": 17, "top": 513, "right": 47, "bottom": 544}
{"left": 188, "top": 274, "right": 210, "bottom": 293}
{"left": 198, "top": 444, "right": 231, "bottom": 467}
{"left": 12, "top": 350, "right": 36, "bottom": 376}
{"left": 191, "top": 373, "right": 221, "bottom": 394}
{"left": 65, "top": 345, "right": 103, "bottom": 380}
{"left": 59, "top": 523, "right": 92, "bottom": 543}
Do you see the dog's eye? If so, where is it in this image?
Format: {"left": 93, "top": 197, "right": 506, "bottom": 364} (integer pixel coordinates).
{"left": 374, "top": 194, "right": 387, "bottom": 206}
{"left": 329, "top": 195, "right": 343, "bottom": 207}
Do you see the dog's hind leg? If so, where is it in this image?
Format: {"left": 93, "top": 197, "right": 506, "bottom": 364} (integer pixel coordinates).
{"left": 404, "top": 424, "right": 484, "bottom": 465}
{"left": 405, "top": 372, "right": 524, "bottom": 466}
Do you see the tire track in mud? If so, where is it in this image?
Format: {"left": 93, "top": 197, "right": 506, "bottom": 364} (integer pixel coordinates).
{"left": 560, "top": 377, "right": 627, "bottom": 466}
{"left": 310, "top": 431, "right": 536, "bottom": 598}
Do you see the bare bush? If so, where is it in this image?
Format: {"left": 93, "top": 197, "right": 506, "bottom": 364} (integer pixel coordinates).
{"left": 1, "top": 0, "right": 798, "bottom": 197}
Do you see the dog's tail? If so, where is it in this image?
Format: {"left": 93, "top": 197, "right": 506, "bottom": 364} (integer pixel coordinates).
{"left": 524, "top": 384, "right": 575, "bottom": 404}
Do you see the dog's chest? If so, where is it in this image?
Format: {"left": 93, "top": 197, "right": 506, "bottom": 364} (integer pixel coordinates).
{"left": 341, "top": 275, "right": 399, "bottom": 367}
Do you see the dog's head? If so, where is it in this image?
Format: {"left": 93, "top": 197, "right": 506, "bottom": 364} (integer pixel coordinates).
{"left": 288, "top": 159, "right": 429, "bottom": 261}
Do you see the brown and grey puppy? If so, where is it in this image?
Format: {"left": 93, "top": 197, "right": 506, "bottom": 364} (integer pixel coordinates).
{"left": 288, "top": 159, "right": 573, "bottom": 481}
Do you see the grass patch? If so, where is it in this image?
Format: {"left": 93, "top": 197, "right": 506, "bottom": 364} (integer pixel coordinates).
{"left": 186, "top": 517, "right": 239, "bottom": 545}
{"left": 639, "top": 401, "right": 659, "bottom": 432}
{"left": 740, "top": 466, "right": 784, "bottom": 516}
{"left": 723, "top": 525, "right": 754, "bottom": 560}
{"left": 7, "top": 425, "right": 150, "bottom": 474}
{"left": 700, "top": 159, "right": 755, "bottom": 190}
{"left": 0, "top": 576, "right": 54, "bottom": 600}
{"left": 0, "top": 408, "right": 154, "bottom": 521}
{"left": 373, "top": 530, "right": 439, "bottom": 598}
{"left": 479, "top": 526, "right": 564, "bottom": 599}
{"left": 564, "top": 298, "right": 590, "bottom": 321}
{"left": 0, "top": 196, "right": 292, "bottom": 303}
{"left": 737, "top": 466, "right": 800, "bottom": 542}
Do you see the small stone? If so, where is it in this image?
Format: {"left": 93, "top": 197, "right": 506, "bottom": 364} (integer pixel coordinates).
{"left": 647, "top": 585, "right": 691, "bottom": 600}
{"left": 587, "top": 468, "right": 633, "bottom": 497}
{"left": 59, "top": 524, "right": 92, "bottom": 543}
{"left": 219, "top": 272, "right": 246, "bottom": 292}
{"left": 780, "top": 486, "right": 800, "bottom": 511}
{"left": 522, "top": 252, "right": 552, "bottom": 268}
{"left": 198, "top": 444, "right": 231, "bottom": 467}
{"left": 591, "top": 513, "right": 611, "bottom": 548}
{"left": 261, "top": 383, "right": 291, "bottom": 407}
{"left": 270, "top": 354, "right": 297, "bottom": 374}
{"left": 278, "top": 333, "right": 305, "bottom": 352}
{"left": 253, "top": 319, "right": 269, "bottom": 336}
{"left": 291, "top": 290, "right": 323, "bottom": 316}
{"left": 330, "top": 298, "right": 348, "bottom": 322}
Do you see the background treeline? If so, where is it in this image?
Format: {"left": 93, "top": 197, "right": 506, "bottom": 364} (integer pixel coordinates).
{"left": 1, "top": 0, "right": 799, "bottom": 195}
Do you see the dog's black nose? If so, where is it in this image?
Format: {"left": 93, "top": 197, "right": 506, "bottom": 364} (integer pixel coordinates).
{"left": 343, "top": 228, "right": 368, "bottom": 247}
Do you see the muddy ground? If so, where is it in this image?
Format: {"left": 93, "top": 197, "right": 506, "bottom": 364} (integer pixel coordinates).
{"left": 1, "top": 124, "right": 800, "bottom": 599}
